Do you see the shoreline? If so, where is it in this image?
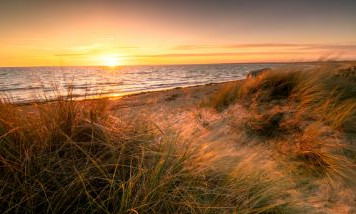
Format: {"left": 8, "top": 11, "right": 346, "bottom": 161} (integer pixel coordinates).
{"left": 11, "top": 78, "right": 243, "bottom": 107}
{"left": 6, "top": 60, "right": 352, "bottom": 106}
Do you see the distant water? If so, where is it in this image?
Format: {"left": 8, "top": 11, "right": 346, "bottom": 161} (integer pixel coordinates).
{"left": 0, "top": 63, "right": 283, "bottom": 103}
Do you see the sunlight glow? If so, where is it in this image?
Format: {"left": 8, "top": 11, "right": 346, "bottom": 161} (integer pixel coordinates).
{"left": 101, "top": 55, "right": 121, "bottom": 67}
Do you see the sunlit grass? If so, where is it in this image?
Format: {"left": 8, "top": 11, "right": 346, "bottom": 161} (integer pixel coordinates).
{"left": 0, "top": 89, "right": 299, "bottom": 213}
{"left": 204, "top": 64, "right": 356, "bottom": 183}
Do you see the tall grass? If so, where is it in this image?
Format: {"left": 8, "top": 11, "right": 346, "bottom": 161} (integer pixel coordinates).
{"left": 204, "top": 64, "right": 356, "bottom": 182}
{"left": 288, "top": 123, "right": 355, "bottom": 180}
{"left": 0, "top": 91, "right": 299, "bottom": 213}
{"left": 290, "top": 67, "right": 356, "bottom": 132}
{"left": 200, "top": 82, "right": 242, "bottom": 111}
{"left": 205, "top": 65, "right": 356, "bottom": 133}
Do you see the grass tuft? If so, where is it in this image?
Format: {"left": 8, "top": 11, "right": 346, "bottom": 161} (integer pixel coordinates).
{"left": 200, "top": 82, "right": 242, "bottom": 111}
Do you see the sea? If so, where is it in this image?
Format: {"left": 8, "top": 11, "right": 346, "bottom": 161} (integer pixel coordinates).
{"left": 0, "top": 63, "right": 284, "bottom": 103}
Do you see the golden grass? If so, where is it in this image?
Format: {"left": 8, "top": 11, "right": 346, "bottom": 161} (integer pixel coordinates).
{"left": 205, "top": 64, "right": 356, "bottom": 182}
{"left": 0, "top": 90, "right": 299, "bottom": 213}
{"left": 290, "top": 123, "right": 354, "bottom": 180}
{"left": 207, "top": 64, "right": 355, "bottom": 132}
{"left": 200, "top": 82, "right": 243, "bottom": 111}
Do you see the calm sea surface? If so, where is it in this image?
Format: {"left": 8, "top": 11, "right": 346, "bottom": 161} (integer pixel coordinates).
{"left": 0, "top": 63, "right": 284, "bottom": 103}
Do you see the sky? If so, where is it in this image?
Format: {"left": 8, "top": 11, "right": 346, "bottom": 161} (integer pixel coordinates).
{"left": 1, "top": 0, "right": 356, "bottom": 66}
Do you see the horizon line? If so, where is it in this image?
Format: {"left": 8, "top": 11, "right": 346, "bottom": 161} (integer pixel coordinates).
{"left": 1, "top": 59, "right": 355, "bottom": 68}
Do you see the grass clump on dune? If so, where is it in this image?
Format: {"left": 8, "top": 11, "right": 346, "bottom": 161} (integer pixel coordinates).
{"left": 205, "top": 64, "right": 356, "bottom": 181}
{"left": 284, "top": 123, "right": 355, "bottom": 179}
{"left": 202, "top": 69, "right": 301, "bottom": 111}
{"left": 0, "top": 92, "right": 300, "bottom": 213}
{"left": 206, "top": 64, "right": 356, "bottom": 135}
{"left": 290, "top": 66, "right": 356, "bottom": 133}
{"left": 243, "top": 110, "right": 285, "bottom": 138}
{"left": 200, "top": 82, "right": 243, "bottom": 111}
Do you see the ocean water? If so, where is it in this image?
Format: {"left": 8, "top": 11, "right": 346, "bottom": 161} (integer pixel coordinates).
{"left": 0, "top": 63, "right": 283, "bottom": 103}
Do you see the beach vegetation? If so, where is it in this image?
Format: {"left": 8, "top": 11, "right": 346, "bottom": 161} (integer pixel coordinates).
{"left": 0, "top": 90, "right": 299, "bottom": 213}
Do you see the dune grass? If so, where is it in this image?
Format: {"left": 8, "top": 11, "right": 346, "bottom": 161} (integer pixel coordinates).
{"left": 204, "top": 64, "right": 356, "bottom": 182}
{"left": 0, "top": 91, "right": 300, "bottom": 213}
{"left": 205, "top": 64, "right": 356, "bottom": 133}
{"left": 200, "top": 82, "right": 243, "bottom": 112}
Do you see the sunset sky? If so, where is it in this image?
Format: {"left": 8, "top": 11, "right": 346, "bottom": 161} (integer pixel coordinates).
{"left": 1, "top": 0, "right": 356, "bottom": 66}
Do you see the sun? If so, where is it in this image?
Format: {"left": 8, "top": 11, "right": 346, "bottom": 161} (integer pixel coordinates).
{"left": 101, "top": 55, "right": 121, "bottom": 67}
